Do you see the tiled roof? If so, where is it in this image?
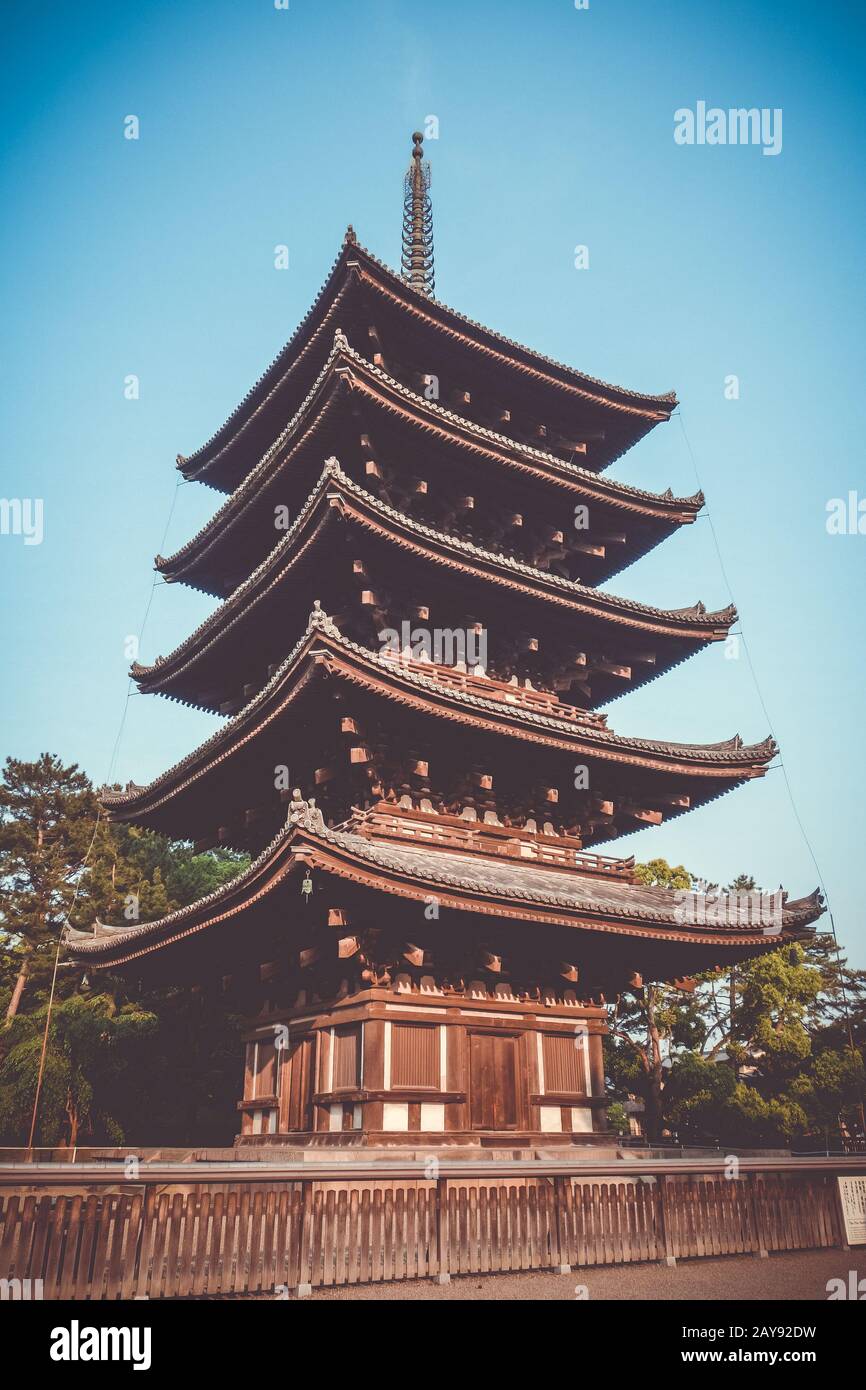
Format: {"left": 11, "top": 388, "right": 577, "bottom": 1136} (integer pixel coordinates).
{"left": 160, "top": 341, "right": 700, "bottom": 579}
{"left": 180, "top": 233, "right": 676, "bottom": 479}
{"left": 108, "top": 611, "right": 774, "bottom": 820}
{"left": 137, "top": 461, "right": 732, "bottom": 695}
{"left": 350, "top": 239, "right": 676, "bottom": 410}
{"left": 63, "top": 818, "right": 823, "bottom": 966}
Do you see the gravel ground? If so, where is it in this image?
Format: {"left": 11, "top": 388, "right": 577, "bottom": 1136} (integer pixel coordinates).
{"left": 307, "top": 1249, "right": 863, "bottom": 1301}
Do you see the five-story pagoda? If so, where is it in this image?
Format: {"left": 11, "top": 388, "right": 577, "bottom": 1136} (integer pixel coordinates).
{"left": 66, "top": 135, "right": 823, "bottom": 1149}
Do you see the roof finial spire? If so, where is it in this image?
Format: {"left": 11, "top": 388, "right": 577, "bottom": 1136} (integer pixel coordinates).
{"left": 401, "top": 130, "right": 434, "bottom": 297}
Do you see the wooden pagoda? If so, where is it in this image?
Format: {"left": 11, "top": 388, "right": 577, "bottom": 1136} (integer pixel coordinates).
{"left": 66, "top": 134, "right": 823, "bottom": 1150}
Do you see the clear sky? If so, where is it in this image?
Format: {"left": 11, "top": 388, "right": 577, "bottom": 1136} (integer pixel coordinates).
{"left": 1, "top": 1, "right": 864, "bottom": 963}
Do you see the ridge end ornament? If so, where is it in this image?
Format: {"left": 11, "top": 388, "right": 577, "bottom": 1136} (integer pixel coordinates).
{"left": 286, "top": 788, "right": 327, "bottom": 832}
{"left": 308, "top": 599, "right": 341, "bottom": 636}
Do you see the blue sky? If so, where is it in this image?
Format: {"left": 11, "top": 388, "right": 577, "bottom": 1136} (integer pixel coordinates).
{"left": 1, "top": 1, "right": 864, "bottom": 963}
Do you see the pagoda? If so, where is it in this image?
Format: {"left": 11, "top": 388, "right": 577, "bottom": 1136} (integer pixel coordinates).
{"left": 66, "top": 134, "right": 823, "bottom": 1149}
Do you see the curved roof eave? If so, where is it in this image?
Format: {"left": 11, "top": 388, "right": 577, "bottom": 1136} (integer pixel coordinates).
{"left": 63, "top": 821, "right": 823, "bottom": 970}
{"left": 160, "top": 342, "right": 700, "bottom": 584}
{"left": 108, "top": 618, "right": 775, "bottom": 824}
{"left": 138, "top": 463, "right": 733, "bottom": 699}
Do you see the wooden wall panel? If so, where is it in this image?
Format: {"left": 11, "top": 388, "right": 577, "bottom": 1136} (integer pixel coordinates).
{"left": 391, "top": 1023, "right": 439, "bottom": 1088}
{"left": 542, "top": 1033, "right": 586, "bottom": 1095}
{"left": 256, "top": 1041, "right": 276, "bottom": 1097}
{"left": 332, "top": 1025, "right": 361, "bottom": 1091}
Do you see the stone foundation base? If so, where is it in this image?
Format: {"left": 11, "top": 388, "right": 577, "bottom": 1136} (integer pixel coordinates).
{"left": 234, "top": 1132, "right": 622, "bottom": 1161}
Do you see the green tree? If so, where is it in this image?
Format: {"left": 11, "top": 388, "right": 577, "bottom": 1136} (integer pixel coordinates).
{"left": 633, "top": 858, "right": 691, "bottom": 891}
{"left": 788, "top": 1048, "right": 866, "bottom": 1147}
{"left": 606, "top": 1101, "right": 630, "bottom": 1138}
{"left": 0, "top": 753, "right": 250, "bottom": 1146}
{"left": 605, "top": 862, "right": 865, "bottom": 1149}
{"left": 0, "top": 994, "right": 157, "bottom": 1146}
{"left": 0, "top": 755, "right": 98, "bottom": 1018}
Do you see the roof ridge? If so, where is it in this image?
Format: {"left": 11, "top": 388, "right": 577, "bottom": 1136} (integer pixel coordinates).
{"left": 179, "top": 234, "right": 355, "bottom": 471}
{"left": 349, "top": 238, "right": 677, "bottom": 408}
{"left": 67, "top": 823, "right": 297, "bottom": 946}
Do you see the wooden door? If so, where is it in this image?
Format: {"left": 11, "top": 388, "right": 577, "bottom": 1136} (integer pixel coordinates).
{"left": 469, "top": 1031, "right": 519, "bottom": 1130}
{"left": 280, "top": 1034, "right": 316, "bottom": 1133}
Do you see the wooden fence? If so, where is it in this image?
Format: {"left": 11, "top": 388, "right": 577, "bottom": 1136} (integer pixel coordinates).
{"left": 0, "top": 1160, "right": 854, "bottom": 1299}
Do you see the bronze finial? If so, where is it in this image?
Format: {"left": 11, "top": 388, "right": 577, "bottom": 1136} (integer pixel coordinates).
{"left": 401, "top": 130, "right": 434, "bottom": 296}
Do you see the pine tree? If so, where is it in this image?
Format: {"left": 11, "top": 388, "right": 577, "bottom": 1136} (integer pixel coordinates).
{"left": 0, "top": 755, "right": 99, "bottom": 1018}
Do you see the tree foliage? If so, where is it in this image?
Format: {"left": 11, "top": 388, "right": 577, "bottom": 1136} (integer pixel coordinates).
{"left": 0, "top": 755, "right": 248, "bottom": 1146}
{"left": 606, "top": 859, "right": 866, "bottom": 1149}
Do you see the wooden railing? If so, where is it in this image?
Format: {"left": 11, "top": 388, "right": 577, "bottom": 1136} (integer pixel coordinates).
{"left": 356, "top": 803, "right": 636, "bottom": 879}
{"left": 0, "top": 1157, "right": 855, "bottom": 1298}
{"left": 377, "top": 649, "right": 607, "bottom": 727}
